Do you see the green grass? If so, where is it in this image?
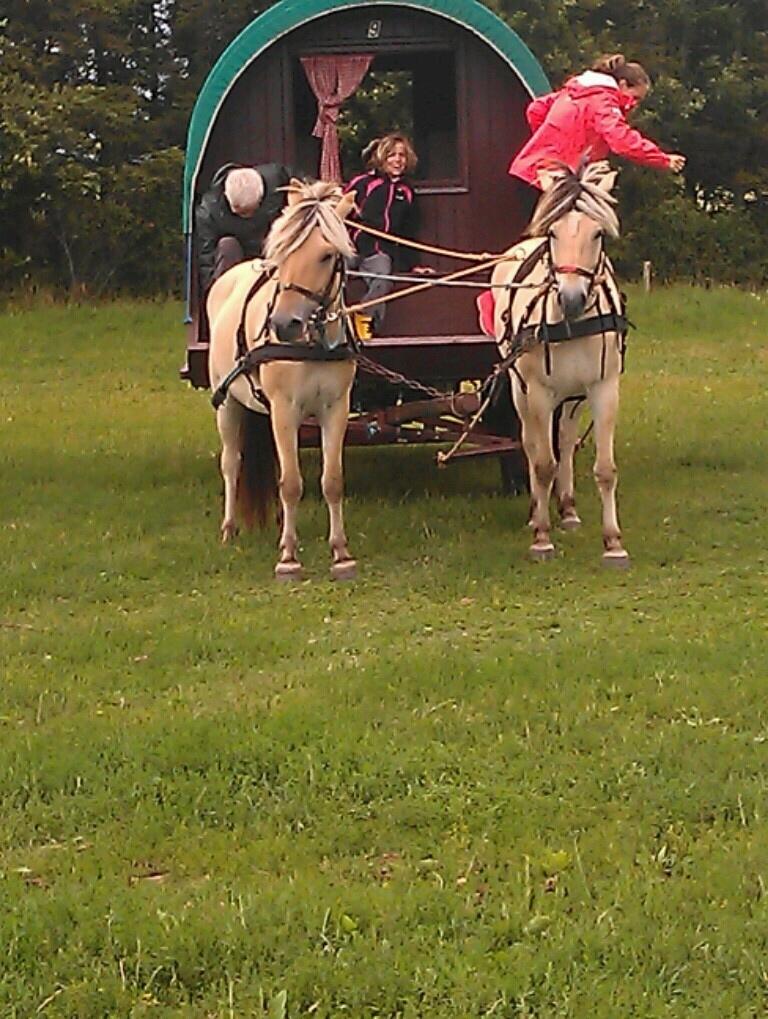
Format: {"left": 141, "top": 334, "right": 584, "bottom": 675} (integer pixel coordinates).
{"left": 0, "top": 286, "right": 766, "bottom": 1017}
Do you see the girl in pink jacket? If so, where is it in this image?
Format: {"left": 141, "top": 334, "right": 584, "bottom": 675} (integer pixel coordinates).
{"left": 509, "top": 54, "right": 686, "bottom": 187}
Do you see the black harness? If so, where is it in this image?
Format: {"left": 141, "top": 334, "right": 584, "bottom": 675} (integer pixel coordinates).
{"left": 211, "top": 257, "right": 355, "bottom": 410}
{"left": 513, "top": 310, "right": 628, "bottom": 349}
{"left": 498, "top": 235, "right": 632, "bottom": 394}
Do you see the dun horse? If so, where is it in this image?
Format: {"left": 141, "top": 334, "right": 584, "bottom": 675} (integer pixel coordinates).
{"left": 491, "top": 161, "right": 630, "bottom": 566}
{"left": 206, "top": 180, "right": 358, "bottom": 581}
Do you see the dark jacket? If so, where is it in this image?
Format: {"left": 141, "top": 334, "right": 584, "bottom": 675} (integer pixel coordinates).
{"left": 344, "top": 171, "right": 419, "bottom": 271}
{"left": 195, "top": 163, "right": 295, "bottom": 289}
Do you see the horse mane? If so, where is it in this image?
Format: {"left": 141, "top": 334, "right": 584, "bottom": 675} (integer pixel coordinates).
{"left": 264, "top": 180, "right": 355, "bottom": 264}
{"left": 526, "top": 160, "right": 620, "bottom": 239}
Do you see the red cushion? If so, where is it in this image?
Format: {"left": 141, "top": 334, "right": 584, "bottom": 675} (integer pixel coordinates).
{"left": 476, "top": 289, "right": 496, "bottom": 338}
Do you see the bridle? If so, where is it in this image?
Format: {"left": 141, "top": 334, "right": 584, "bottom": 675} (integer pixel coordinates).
{"left": 547, "top": 231, "right": 607, "bottom": 290}
{"left": 274, "top": 254, "right": 346, "bottom": 332}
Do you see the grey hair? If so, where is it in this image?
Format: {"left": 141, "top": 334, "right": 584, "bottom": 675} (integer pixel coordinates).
{"left": 224, "top": 168, "right": 265, "bottom": 215}
{"left": 527, "top": 160, "right": 620, "bottom": 239}
{"left": 263, "top": 180, "right": 355, "bottom": 265}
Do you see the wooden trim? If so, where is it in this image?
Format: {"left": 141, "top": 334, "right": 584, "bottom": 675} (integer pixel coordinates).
{"left": 456, "top": 36, "right": 469, "bottom": 189}
{"left": 290, "top": 36, "right": 454, "bottom": 54}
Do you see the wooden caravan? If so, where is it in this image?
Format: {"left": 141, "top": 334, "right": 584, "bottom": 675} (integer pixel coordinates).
{"left": 181, "top": 0, "right": 548, "bottom": 481}
{"left": 181, "top": 0, "right": 548, "bottom": 383}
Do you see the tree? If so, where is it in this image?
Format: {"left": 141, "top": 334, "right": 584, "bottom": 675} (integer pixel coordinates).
{"left": 0, "top": 0, "right": 766, "bottom": 291}
{"left": 0, "top": 9, "right": 183, "bottom": 292}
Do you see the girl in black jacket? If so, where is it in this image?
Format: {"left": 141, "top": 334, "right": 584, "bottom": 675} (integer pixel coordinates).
{"left": 344, "top": 135, "right": 432, "bottom": 336}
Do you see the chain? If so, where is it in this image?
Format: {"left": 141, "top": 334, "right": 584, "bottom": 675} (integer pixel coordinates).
{"left": 355, "top": 351, "right": 450, "bottom": 400}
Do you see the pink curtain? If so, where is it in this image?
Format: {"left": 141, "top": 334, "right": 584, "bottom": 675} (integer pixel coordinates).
{"left": 301, "top": 54, "right": 373, "bottom": 182}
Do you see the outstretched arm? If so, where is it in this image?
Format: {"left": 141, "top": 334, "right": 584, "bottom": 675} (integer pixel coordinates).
{"left": 591, "top": 96, "right": 680, "bottom": 170}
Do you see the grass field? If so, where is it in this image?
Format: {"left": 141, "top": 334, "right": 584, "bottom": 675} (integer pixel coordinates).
{"left": 0, "top": 286, "right": 766, "bottom": 1017}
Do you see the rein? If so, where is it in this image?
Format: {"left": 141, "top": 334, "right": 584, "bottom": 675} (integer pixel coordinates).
{"left": 343, "top": 218, "right": 499, "bottom": 262}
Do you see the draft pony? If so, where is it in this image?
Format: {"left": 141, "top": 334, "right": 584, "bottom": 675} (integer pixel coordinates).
{"left": 206, "top": 179, "right": 359, "bottom": 581}
{"left": 491, "top": 160, "right": 631, "bottom": 566}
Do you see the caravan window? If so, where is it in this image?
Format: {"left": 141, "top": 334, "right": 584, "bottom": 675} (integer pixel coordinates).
{"left": 292, "top": 49, "right": 464, "bottom": 189}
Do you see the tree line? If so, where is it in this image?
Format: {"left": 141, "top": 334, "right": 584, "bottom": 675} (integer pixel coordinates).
{"left": 1, "top": 0, "right": 766, "bottom": 296}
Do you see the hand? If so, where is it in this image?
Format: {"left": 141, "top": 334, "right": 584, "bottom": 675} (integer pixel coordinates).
{"left": 411, "top": 265, "right": 436, "bottom": 275}
{"left": 668, "top": 154, "right": 686, "bottom": 173}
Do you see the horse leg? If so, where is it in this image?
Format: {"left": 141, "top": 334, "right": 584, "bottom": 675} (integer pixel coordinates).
{"left": 588, "top": 377, "right": 629, "bottom": 567}
{"left": 514, "top": 380, "right": 557, "bottom": 560}
{"left": 216, "top": 399, "right": 244, "bottom": 543}
{"left": 554, "top": 399, "right": 585, "bottom": 530}
{"left": 319, "top": 398, "right": 356, "bottom": 581}
{"left": 270, "top": 397, "right": 304, "bottom": 582}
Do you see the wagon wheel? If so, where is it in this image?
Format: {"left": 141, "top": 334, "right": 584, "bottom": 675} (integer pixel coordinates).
{"left": 479, "top": 373, "right": 529, "bottom": 496}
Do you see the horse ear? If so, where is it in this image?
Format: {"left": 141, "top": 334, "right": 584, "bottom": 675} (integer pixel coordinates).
{"left": 336, "top": 191, "right": 357, "bottom": 221}
{"left": 596, "top": 170, "right": 618, "bottom": 193}
{"left": 536, "top": 168, "right": 556, "bottom": 192}
{"left": 286, "top": 178, "right": 304, "bottom": 206}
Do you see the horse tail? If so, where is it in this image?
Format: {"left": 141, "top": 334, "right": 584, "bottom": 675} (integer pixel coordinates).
{"left": 237, "top": 409, "right": 278, "bottom": 529}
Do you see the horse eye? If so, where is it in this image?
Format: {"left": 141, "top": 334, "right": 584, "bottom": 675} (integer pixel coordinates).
{"left": 320, "top": 253, "right": 333, "bottom": 263}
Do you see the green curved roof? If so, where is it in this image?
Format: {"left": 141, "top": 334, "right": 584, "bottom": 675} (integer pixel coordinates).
{"left": 183, "top": 0, "right": 550, "bottom": 231}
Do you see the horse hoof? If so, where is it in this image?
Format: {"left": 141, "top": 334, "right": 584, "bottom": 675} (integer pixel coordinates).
{"left": 330, "top": 558, "right": 357, "bottom": 582}
{"left": 221, "top": 523, "right": 239, "bottom": 544}
{"left": 560, "top": 515, "right": 582, "bottom": 531}
{"left": 602, "top": 550, "right": 630, "bottom": 569}
{"left": 529, "top": 543, "right": 556, "bottom": 562}
{"left": 275, "top": 561, "right": 303, "bottom": 583}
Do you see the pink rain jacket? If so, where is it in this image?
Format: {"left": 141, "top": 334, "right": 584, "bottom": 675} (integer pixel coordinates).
{"left": 509, "top": 71, "right": 674, "bottom": 186}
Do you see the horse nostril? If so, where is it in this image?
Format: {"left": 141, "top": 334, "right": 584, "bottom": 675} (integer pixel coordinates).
{"left": 558, "top": 285, "right": 587, "bottom": 321}
{"left": 271, "top": 315, "right": 304, "bottom": 342}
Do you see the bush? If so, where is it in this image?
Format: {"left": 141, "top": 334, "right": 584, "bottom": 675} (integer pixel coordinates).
{"left": 611, "top": 170, "right": 768, "bottom": 287}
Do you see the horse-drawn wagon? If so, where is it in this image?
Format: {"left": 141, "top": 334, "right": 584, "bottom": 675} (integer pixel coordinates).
{"left": 180, "top": 0, "right": 550, "bottom": 477}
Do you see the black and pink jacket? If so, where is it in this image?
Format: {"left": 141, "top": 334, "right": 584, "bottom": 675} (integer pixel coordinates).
{"left": 344, "top": 171, "right": 419, "bottom": 270}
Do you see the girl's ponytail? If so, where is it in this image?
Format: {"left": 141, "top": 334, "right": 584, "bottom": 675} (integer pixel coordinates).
{"left": 592, "top": 52, "right": 650, "bottom": 88}
{"left": 593, "top": 53, "right": 626, "bottom": 76}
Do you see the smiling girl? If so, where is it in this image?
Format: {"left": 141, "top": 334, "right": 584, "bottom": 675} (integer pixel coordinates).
{"left": 344, "top": 134, "right": 433, "bottom": 337}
